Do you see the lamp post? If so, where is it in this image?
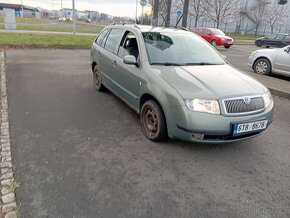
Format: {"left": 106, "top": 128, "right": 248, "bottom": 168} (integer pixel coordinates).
{"left": 21, "top": 0, "right": 23, "bottom": 18}
{"left": 135, "top": 0, "right": 138, "bottom": 24}
{"left": 140, "top": 0, "right": 147, "bottom": 25}
{"left": 72, "top": 0, "right": 76, "bottom": 35}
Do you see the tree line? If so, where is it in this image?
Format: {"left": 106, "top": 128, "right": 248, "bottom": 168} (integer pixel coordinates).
{"left": 149, "top": 0, "right": 288, "bottom": 34}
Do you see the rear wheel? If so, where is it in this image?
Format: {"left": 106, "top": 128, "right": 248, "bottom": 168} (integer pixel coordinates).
{"left": 140, "top": 100, "right": 167, "bottom": 141}
{"left": 93, "top": 65, "right": 104, "bottom": 91}
{"left": 253, "top": 58, "right": 271, "bottom": 75}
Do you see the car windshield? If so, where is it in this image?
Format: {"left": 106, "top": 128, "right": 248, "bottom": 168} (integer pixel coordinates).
{"left": 210, "top": 29, "right": 225, "bottom": 36}
{"left": 142, "top": 31, "right": 226, "bottom": 66}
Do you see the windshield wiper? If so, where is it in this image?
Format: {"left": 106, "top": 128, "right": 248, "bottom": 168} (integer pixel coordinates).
{"left": 184, "top": 62, "right": 223, "bottom": 66}
{"left": 151, "top": 62, "right": 182, "bottom": 66}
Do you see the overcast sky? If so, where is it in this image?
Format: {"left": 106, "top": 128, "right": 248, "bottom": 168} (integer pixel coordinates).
{"left": 0, "top": 0, "right": 146, "bottom": 17}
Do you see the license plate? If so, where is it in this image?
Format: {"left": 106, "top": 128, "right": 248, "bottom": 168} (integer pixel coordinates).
{"left": 233, "top": 120, "right": 268, "bottom": 136}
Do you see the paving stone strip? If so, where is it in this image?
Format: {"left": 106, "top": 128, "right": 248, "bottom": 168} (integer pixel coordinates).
{"left": 0, "top": 52, "right": 17, "bottom": 218}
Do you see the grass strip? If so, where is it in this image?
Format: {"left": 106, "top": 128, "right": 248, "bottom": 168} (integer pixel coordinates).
{"left": 0, "top": 32, "right": 95, "bottom": 48}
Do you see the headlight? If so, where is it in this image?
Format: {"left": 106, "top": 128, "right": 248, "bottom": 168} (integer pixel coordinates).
{"left": 262, "top": 92, "right": 273, "bottom": 108}
{"left": 250, "top": 51, "right": 257, "bottom": 57}
{"left": 185, "top": 99, "right": 220, "bottom": 114}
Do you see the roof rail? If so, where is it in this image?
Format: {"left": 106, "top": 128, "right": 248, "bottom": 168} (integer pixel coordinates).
{"left": 151, "top": 25, "right": 189, "bottom": 31}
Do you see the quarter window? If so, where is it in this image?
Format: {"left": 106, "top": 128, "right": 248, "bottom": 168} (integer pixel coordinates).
{"left": 104, "top": 29, "right": 123, "bottom": 53}
{"left": 95, "top": 29, "right": 109, "bottom": 46}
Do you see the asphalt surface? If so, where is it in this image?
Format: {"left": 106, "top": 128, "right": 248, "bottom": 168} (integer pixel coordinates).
{"left": 5, "top": 49, "right": 290, "bottom": 217}
{"left": 219, "top": 45, "right": 290, "bottom": 100}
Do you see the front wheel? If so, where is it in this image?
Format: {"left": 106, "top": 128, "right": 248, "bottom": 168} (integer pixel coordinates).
{"left": 211, "top": 40, "right": 217, "bottom": 47}
{"left": 93, "top": 65, "right": 105, "bottom": 91}
{"left": 256, "top": 40, "right": 262, "bottom": 47}
{"left": 224, "top": 45, "right": 231, "bottom": 49}
{"left": 140, "top": 100, "right": 167, "bottom": 141}
{"left": 253, "top": 58, "right": 271, "bottom": 75}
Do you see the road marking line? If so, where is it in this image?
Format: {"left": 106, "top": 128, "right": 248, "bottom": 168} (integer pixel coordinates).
{"left": 0, "top": 51, "right": 18, "bottom": 216}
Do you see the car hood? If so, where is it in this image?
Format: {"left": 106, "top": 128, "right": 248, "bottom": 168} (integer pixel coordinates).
{"left": 151, "top": 64, "right": 267, "bottom": 100}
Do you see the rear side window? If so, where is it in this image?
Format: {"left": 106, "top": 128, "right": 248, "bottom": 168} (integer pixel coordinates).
{"left": 95, "top": 29, "right": 109, "bottom": 46}
{"left": 104, "top": 29, "right": 123, "bottom": 54}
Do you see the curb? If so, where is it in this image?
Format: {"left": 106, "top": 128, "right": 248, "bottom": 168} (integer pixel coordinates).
{"left": 0, "top": 51, "right": 17, "bottom": 218}
{"left": 268, "top": 88, "right": 290, "bottom": 101}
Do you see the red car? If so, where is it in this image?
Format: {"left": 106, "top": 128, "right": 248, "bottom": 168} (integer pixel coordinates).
{"left": 191, "top": 27, "right": 234, "bottom": 48}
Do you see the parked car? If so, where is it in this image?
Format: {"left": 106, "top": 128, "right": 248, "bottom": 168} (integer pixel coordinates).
{"left": 58, "top": 17, "right": 66, "bottom": 22}
{"left": 255, "top": 33, "right": 290, "bottom": 48}
{"left": 90, "top": 25, "right": 273, "bottom": 143}
{"left": 248, "top": 45, "right": 290, "bottom": 77}
{"left": 191, "top": 27, "right": 234, "bottom": 48}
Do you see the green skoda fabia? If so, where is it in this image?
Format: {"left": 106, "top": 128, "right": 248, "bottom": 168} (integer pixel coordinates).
{"left": 90, "top": 25, "right": 274, "bottom": 143}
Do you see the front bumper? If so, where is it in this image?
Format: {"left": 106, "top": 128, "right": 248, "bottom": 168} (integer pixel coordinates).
{"left": 248, "top": 55, "right": 255, "bottom": 69}
{"left": 167, "top": 102, "right": 274, "bottom": 144}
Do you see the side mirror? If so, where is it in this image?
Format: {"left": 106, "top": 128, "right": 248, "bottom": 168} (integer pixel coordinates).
{"left": 284, "top": 46, "right": 290, "bottom": 53}
{"left": 123, "top": 55, "right": 137, "bottom": 65}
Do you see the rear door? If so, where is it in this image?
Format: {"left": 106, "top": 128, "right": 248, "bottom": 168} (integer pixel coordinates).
{"left": 101, "top": 28, "right": 125, "bottom": 89}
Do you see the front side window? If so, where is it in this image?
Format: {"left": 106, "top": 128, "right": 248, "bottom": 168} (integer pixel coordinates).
{"left": 104, "top": 28, "right": 123, "bottom": 54}
{"left": 118, "top": 31, "right": 139, "bottom": 59}
{"left": 142, "top": 32, "right": 226, "bottom": 66}
{"left": 266, "top": 34, "right": 277, "bottom": 40}
{"left": 210, "top": 29, "right": 225, "bottom": 36}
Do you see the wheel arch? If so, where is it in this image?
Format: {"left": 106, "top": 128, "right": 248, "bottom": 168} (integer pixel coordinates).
{"left": 91, "top": 61, "right": 97, "bottom": 73}
{"left": 253, "top": 56, "right": 272, "bottom": 74}
{"left": 253, "top": 56, "right": 272, "bottom": 70}
{"left": 139, "top": 93, "right": 169, "bottom": 139}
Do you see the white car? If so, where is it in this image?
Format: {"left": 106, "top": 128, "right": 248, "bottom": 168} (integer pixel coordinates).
{"left": 248, "top": 46, "right": 290, "bottom": 77}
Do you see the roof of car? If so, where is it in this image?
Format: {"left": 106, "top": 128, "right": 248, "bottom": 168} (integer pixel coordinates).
{"left": 108, "top": 24, "right": 189, "bottom": 33}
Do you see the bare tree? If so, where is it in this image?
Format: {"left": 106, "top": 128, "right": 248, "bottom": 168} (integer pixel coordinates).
{"left": 265, "top": 1, "right": 288, "bottom": 34}
{"left": 207, "top": 0, "right": 238, "bottom": 29}
{"left": 181, "top": 0, "right": 190, "bottom": 27}
{"left": 249, "top": 1, "right": 267, "bottom": 36}
{"left": 188, "top": 0, "right": 208, "bottom": 28}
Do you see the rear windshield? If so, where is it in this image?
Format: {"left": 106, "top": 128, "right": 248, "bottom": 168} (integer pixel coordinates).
{"left": 142, "top": 31, "right": 226, "bottom": 66}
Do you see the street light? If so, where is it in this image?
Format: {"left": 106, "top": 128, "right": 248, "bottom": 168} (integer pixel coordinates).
{"left": 72, "top": 0, "right": 76, "bottom": 35}
{"left": 135, "top": 0, "right": 138, "bottom": 24}
{"left": 21, "top": 0, "right": 23, "bottom": 18}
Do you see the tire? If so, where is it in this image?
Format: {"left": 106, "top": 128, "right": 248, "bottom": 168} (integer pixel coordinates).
{"left": 140, "top": 100, "right": 167, "bottom": 141}
{"left": 256, "top": 40, "right": 262, "bottom": 47}
{"left": 211, "top": 40, "right": 217, "bottom": 47}
{"left": 253, "top": 58, "right": 271, "bottom": 75}
{"left": 93, "top": 65, "right": 105, "bottom": 91}
{"left": 224, "top": 45, "right": 231, "bottom": 49}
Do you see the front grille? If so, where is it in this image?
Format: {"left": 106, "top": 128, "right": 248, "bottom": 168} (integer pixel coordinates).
{"left": 224, "top": 97, "right": 264, "bottom": 114}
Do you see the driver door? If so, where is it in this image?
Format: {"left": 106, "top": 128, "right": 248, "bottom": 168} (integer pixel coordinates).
{"left": 274, "top": 46, "right": 290, "bottom": 76}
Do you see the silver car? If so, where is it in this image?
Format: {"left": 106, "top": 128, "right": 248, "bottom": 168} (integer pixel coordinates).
{"left": 248, "top": 46, "right": 290, "bottom": 77}
{"left": 91, "top": 25, "right": 274, "bottom": 143}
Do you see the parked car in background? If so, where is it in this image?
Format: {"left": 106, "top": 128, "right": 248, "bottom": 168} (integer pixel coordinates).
{"left": 191, "top": 27, "right": 234, "bottom": 48}
{"left": 248, "top": 45, "right": 290, "bottom": 77}
{"left": 90, "top": 25, "right": 273, "bottom": 144}
{"left": 255, "top": 33, "right": 290, "bottom": 48}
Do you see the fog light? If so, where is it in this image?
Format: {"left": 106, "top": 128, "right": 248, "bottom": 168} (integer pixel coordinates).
{"left": 192, "top": 133, "right": 204, "bottom": 141}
